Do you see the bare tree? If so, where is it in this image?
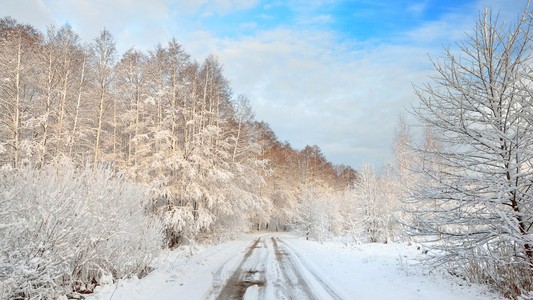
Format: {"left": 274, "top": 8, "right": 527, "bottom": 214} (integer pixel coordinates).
{"left": 115, "top": 48, "right": 149, "bottom": 166}
{"left": 35, "top": 24, "right": 82, "bottom": 164}
{"left": 410, "top": 7, "right": 533, "bottom": 297}
{"left": 89, "top": 29, "right": 116, "bottom": 166}
{"left": 393, "top": 114, "right": 414, "bottom": 187}
{"left": 0, "top": 18, "right": 41, "bottom": 168}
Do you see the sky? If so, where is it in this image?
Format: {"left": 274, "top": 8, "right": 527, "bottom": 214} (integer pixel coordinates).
{"left": 1, "top": 0, "right": 528, "bottom": 169}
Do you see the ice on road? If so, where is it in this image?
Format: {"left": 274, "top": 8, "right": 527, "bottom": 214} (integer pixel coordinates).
{"left": 88, "top": 234, "right": 502, "bottom": 300}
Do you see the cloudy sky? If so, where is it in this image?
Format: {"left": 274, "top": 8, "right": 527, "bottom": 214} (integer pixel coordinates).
{"left": 1, "top": 0, "right": 528, "bottom": 169}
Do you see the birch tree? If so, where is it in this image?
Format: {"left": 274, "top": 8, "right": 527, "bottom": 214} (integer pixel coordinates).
{"left": 115, "top": 48, "right": 149, "bottom": 168}
{"left": 33, "top": 25, "right": 82, "bottom": 164}
{"left": 35, "top": 26, "right": 61, "bottom": 165}
{"left": 50, "top": 25, "right": 83, "bottom": 160}
{"left": 88, "top": 29, "right": 116, "bottom": 166}
{"left": 0, "top": 18, "right": 41, "bottom": 168}
{"left": 67, "top": 45, "right": 89, "bottom": 162}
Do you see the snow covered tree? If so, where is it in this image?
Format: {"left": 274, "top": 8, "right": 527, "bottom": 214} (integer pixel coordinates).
{"left": 347, "top": 163, "right": 400, "bottom": 243}
{"left": 410, "top": 7, "right": 533, "bottom": 297}
{"left": 88, "top": 29, "right": 117, "bottom": 165}
{"left": 67, "top": 42, "right": 89, "bottom": 163}
{"left": 0, "top": 17, "right": 41, "bottom": 168}
{"left": 45, "top": 25, "right": 84, "bottom": 161}
{"left": 26, "top": 24, "right": 84, "bottom": 166}
{"left": 297, "top": 188, "right": 342, "bottom": 243}
{"left": 393, "top": 115, "right": 416, "bottom": 188}
{"left": 391, "top": 115, "right": 423, "bottom": 241}
{"left": 256, "top": 124, "right": 300, "bottom": 231}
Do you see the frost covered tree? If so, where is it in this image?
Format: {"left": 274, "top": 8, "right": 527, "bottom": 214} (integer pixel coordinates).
{"left": 392, "top": 115, "right": 425, "bottom": 241}
{"left": 27, "top": 24, "right": 85, "bottom": 166}
{"left": 393, "top": 115, "right": 416, "bottom": 189}
{"left": 88, "top": 29, "right": 116, "bottom": 165}
{"left": 255, "top": 124, "right": 300, "bottom": 230}
{"left": 0, "top": 15, "right": 358, "bottom": 257}
{"left": 347, "top": 163, "right": 400, "bottom": 243}
{"left": 114, "top": 47, "right": 149, "bottom": 167}
{"left": 354, "top": 163, "right": 381, "bottom": 242}
{"left": 410, "top": 7, "right": 533, "bottom": 297}
{"left": 0, "top": 19, "right": 92, "bottom": 168}
{"left": 296, "top": 183, "right": 345, "bottom": 243}
{"left": 0, "top": 18, "right": 41, "bottom": 168}
{"left": 123, "top": 44, "right": 269, "bottom": 246}
{"left": 44, "top": 25, "right": 83, "bottom": 161}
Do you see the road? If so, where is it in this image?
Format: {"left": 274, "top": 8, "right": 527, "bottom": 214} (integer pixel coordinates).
{"left": 86, "top": 233, "right": 503, "bottom": 300}
{"left": 206, "top": 235, "right": 343, "bottom": 300}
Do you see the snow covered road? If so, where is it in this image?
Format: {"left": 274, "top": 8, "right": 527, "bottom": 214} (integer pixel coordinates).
{"left": 88, "top": 233, "right": 503, "bottom": 300}
{"left": 209, "top": 236, "right": 343, "bottom": 299}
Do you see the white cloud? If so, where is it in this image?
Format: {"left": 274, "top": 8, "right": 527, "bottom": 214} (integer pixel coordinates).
{"left": 20, "top": 0, "right": 175, "bottom": 51}
{"left": 475, "top": 0, "right": 528, "bottom": 17}
{"left": 240, "top": 21, "right": 258, "bottom": 30}
{"left": 177, "top": 0, "right": 528, "bottom": 169}
{"left": 406, "top": 1, "right": 429, "bottom": 16}
{"left": 212, "top": 0, "right": 259, "bottom": 14}
{"left": 180, "top": 27, "right": 435, "bottom": 168}
{"left": 3, "top": 0, "right": 528, "bottom": 169}
{"left": 1, "top": 0, "right": 56, "bottom": 28}
{"left": 179, "top": 0, "right": 259, "bottom": 15}
{"left": 297, "top": 14, "right": 333, "bottom": 26}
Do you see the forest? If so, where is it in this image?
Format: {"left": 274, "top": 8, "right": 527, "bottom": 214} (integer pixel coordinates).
{"left": 0, "top": 16, "right": 365, "bottom": 299}
{"left": 1, "top": 4, "right": 533, "bottom": 300}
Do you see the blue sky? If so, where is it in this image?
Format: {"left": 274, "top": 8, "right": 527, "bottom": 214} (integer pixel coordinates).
{"left": 2, "top": 0, "right": 529, "bottom": 169}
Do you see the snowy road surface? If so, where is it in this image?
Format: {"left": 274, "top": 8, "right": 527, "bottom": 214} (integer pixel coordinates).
{"left": 208, "top": 236, "right": 343, "bottom": 299}
{"left": 88, "top": 233, "right": 503, "bottom": 300}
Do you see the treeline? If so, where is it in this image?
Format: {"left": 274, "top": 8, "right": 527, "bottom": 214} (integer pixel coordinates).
{"left": 0, "top": 17, "right": 357, "bottom": 298}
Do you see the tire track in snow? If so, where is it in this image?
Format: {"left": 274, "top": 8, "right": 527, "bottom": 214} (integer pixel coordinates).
{"left": 270, "top": 237, "right": 316, "bottom": 299}
{"left": 207, "top": 235, "right": 345, "bottom": 300}
{"left": 276, "top": 237, "right": 344, "bottom": 300}
{"left": 210, "top": 237, "right": 265, "bottom": 299}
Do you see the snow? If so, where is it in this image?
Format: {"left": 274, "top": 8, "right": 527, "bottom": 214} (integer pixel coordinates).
{"left": 87, "top": 237, "right": 251, "bottom": 300}
{"left": 87, "top": 233, "right": 503, "bottom": 300}
{"left": 280, "top": 236, "right": 500, "bottom": 300}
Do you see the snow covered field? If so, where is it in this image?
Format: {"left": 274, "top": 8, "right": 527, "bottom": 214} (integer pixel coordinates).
{"left": 87, "top": 233, "right": 502, "bottom": 300}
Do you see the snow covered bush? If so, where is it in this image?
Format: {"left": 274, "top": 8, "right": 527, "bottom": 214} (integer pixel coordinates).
{"left": 0, "top": 159, "right": 162, "bottom": 299}
{"left": 161, "top": 204, "right": 215, "bottom": 247}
